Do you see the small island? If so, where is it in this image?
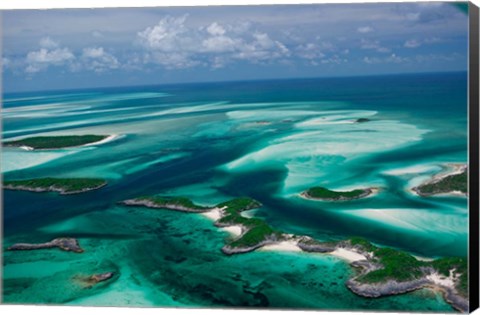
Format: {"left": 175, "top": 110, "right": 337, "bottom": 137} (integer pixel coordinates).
{"left": 3, "top": 178, "right": 107, "bottom": 195}
{"left": 355, "top": 118, "right": 371, "bottom": 123}
{"left": 7, "top": 238, "right": 84, "bottom": 253}
{"left": 3, "top": 135, "right": 112, "bottom": 150}
{"left": 214, "top": 198, "right": 284, "bottom": 254}
{"left": 293, "top": 236, "right": 468, "bottom": 312}
{"left": 301, "top": 186, "right": 377, "bottom": 201}
{"left": 342, "top": 238, "right": 468, "bottom": 313}
{"left": 121, "top": 196, "right": 284, "bottom": 254}
{"left": 120, "top": 194, "right": 469, "bottom": 311}
{"left": 76, "top": 272, "right": 115, "bottom": 288}
{"left": 413, "top": 164, "right": 468, "bottom": 197}
{"left": 121, "top": 196, "right": 212, "bottom": 212}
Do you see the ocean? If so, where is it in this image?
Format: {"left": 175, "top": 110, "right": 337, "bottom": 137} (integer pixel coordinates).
{"left": 2, "top": 72, "right": 468, "bottom": 311}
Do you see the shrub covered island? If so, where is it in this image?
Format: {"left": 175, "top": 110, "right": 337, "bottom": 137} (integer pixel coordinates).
{"left": 4, "top": 135, "right": 110, "bottom": 150}
{"left": 4, "top": 178, "right": 107, "bottom": 194}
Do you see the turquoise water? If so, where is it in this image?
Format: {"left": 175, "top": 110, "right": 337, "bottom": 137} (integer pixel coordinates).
{"left": 2, "top": 72, "right": 468, "bottom": 311}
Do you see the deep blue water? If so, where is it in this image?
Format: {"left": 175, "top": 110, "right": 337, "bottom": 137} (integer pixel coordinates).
{"left": 2, "top": 72, "right": 468, "bottom": 311}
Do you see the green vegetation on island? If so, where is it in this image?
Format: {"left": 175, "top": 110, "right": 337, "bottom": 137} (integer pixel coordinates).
{"left": 347, "top": 237, "right": 468, "bottom": 297}
{"left": 216, "top": 198, "right": 283, "bottom": 251}
{"left": 432, "top": 257, "right": 468, "bottom": 297}
{"left": 349, "top": 237, "right": 377, "bottom": 252}
{"left": 3, "top": 178, "right": 107, "bottom": 195}
{"left": 143, "top": 196, "right": 209, "bottom": 210}
{"left": 302, "top": 186, "right": 374, "bottom": 201}
{"left": 344, "top": 237, "right": 468, "bottom": 312}
{"left": 121, "top": 195, "right": 282, "bottom": 253}
{"left": 120, "top": 193, "right": 468, "bottom": 311}
{"left": 358, "top": 246, "right": 423, "bottom": 283}
{"left": 121, "top": 196, "right": 210, "bottom": 212}
{"left": 3, "top": 135, "right": 109, "bottom": 150}
{"left": 355, "top": 118, "right": 371, "bottom": 123}
{"left": 414, "top": 168, "right": 467, "bottom": 196}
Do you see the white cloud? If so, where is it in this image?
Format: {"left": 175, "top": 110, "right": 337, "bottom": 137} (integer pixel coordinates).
{"left": 363, "top": 53, "right": 409, "bottom": 64}
{"left": 295, "top": 43, "right": 326, "bottom": 60}
{"left": 29, "top": 48, "right": 73, "bottom": 63}
{"left": 81, "top": 47, "right": 119, "bottom": 73}
{"left": 357, "top": 26, "right": 374, "bottom": 33}
{"left": 360, "top": 38, "right": 390, "bottom": 53}
{"left": 25, "top": 41, "right": 75, "bottom": 73}
{"left": 206, "top": 22, "right": 226, "bottom": 36}
{"left": 137, "top": 15, "right": 192, "bottom": 52}
{"left": 252, "top": 32, "right": 274, "bottom": 49}
{"left": 404, "top": 39, "right": 421, "bottom": 48}
{"left": 232, "top": 32, "right": 290, "bottom": 62}
{"left": 320, "top": 55, "right": 347, "bottom": 65}
{"left": 202, "top": 35, "right": 238, "bottom": 53}
{"left": 137, "top": 15, "right": 290, "bottom": 69}
{"left": 23, "top": 38, "right": 121, "bottom": 74}
{"left": 39, "top": 37, "right": 59, "bottom": 49}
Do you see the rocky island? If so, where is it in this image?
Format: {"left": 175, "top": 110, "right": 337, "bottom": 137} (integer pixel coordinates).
{"left": 3, "top": 135, "right": 112, "bottom": 150}
{"left": 121, "top": 196, "right": 212, "bottom": 212}
{"left": 413, "top": 164, "right": 467, "bottom": 197}
{"left": 214, "top": 198, "right": 284, "bottom": 254}
{"left": 121, "top": 196, "right": 285, "bottom": 254}
{"left": 7, "top": 238, "right": 84, "bottom": 253}
{"left": 122, "top": 194, "right": 469, "bottom": 312}
{"left": 76, "top": 272, "right": 115, "bottom": 288}
{"left": 282, "top": 236, "right": 468, "bottom": 312}
{"left": 3, "top": 177, "right": 107, "bottom": 195}
{"left": 301, "top": 186, "right": 377, "bottom": 201}
{"left": 341, "top": 238, "right": 468, "bottom": 313}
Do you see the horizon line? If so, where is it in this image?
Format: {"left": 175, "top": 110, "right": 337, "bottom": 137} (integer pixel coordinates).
{"left": 3, "top": 69, "right": 467, "bottom": 95}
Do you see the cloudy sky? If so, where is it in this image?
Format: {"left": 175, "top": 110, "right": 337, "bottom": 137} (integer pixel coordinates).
{"left": 1, "top": 2, "right": 469, "bottom": 92}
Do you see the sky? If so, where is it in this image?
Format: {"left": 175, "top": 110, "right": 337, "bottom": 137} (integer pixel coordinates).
{"left": 1, "top": 2, "right": 469, "bottom": 92}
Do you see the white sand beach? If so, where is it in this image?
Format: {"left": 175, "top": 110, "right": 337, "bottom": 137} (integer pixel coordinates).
{"left": 200, "top": 207, "right": 226, "bottom": 221}
{"left": 81, "top": 134, "right": 120, "bottom": 147}
{"left": 426, "top": 271, "right": 456, "bottom": 288}
{"left": 221, "top": 226, "right": 243, "bottom": 237}
{"left": 259, "top": 240, "right": 302, "bottom": 252}
{"left": 199, "top": 207, "right": 242, "bottom": 237}
{"left": 330, "top": 248, "right": 368, "bottom": 262}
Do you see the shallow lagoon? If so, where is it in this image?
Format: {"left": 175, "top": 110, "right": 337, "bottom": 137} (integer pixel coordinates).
{"left": 2, "top": 73, "right": 468, "bottom": 311}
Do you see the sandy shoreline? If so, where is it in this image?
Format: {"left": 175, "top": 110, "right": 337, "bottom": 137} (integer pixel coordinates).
{"left": 199, "top": 208, "right": 372, "bottom": 263}
{"left": 199, "top": 207, "right": 243, "bottom": 237}
{"left": 80, "top": 134, "right": 120, "bottom": 148}
{"left": 418, "top": 163, "right": 466, "bottom": 186}
{"left": 199, "top": 207, "right": 224, "bottom": 221}
{"left": 434, "top": 164, "right": 467, "bottom": 180}
{"left": 299, "top": 187, "right": 380, "bottom": 202}
{"left": 330, "top": 248, "right": 368, "bottom": 262}
{"left": 19, "top": 145, "right": 34, "bottom": 151}
{"left": 410, "top": 163, "right": 467, "bottom": 197}
{"left": 259, "top": 240, "right": 303, "bottom": 252}
{"left": 259, "top": 239, "right": 369, "bottom": 263}
{"left": 221, "top": 226, "right": 243, "bottom": 237}
{"left": 16, "top": 134, "right": 121, "bottom": 151}
{"left": 426, "top": 271, "right": 456, "bottom": 288}
{"left": 412, "top": 255, "right": 434, "bottom": 262}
